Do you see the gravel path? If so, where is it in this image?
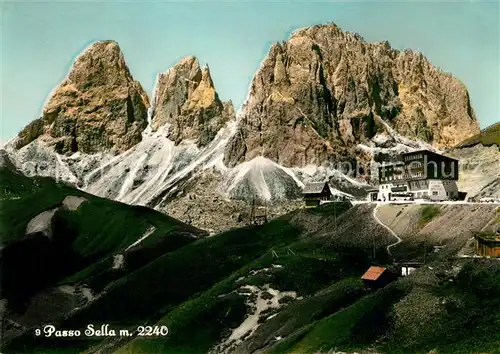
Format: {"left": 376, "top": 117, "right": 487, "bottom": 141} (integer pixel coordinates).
{"left": 373, "top": 203, "right": 401, "bottom": 258}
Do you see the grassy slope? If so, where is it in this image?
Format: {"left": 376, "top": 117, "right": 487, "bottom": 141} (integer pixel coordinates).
{"left": 2, "top": 215, "right": 302, "bottom": 353}
{"left": 112, "top": 204, "right": 385, "bottom": 354}
{"left": 0, "top": 166, "right": 78, "bottom": 244}
{"left": 266, "top": 259, "right": 500, "bottom": 354}
{"left": 1, "top": 166, "right": 204, "bottom": 298}
{"left": 117, "top": 278, "right": 366, "bottom": 354}
{"left": 418, "top": 205, "right": 441, "bottom": 226}
{"left": 455, "top": 121, "right": 500, "bottom": 148}
{"left": 269, "top": 281, "right": 410, "bottom": 353}
{"left": 5, "top": 202, "right": 371, "bottom": 354}
{"left": 0, "top": 165, "right": 206, "bottom": 351}
{"left": 0, "top": 166, "right": 204, "bottom": 250}
{"left": 113, "top": 254, "right": 500, "bottom": 354}
{"left": 242, "top": 278, "right": 367, "bottom": 354}
{"left": 115, "top": 251, "right": 371, "bottom": 354}
{"left": 4, "top": 168, "right": 500, "bottom": 354}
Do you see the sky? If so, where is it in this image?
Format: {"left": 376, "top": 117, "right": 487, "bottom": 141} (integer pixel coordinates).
{"left": 1, "top": 0, "right": 499, "bottom": 145}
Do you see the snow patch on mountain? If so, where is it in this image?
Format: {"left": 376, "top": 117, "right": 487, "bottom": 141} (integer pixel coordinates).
{"left": 356, "top": 142, "right": 413, "bottom": 157}
{"left": 354, "top": 125, "right": 443, "bottom": 185}
{"left": 371, "top": 119, "right": 439, "bottom": 154}
{"left": 5, "top": 126, "right": 368, "bottom": 206}
{"left": 222, "top": 156, "right": 302, "bottom": 202}
{"left": 4, "top": 140, "right": 109, "bottom": 187}
{"left": 5, "top": 107, "right": 444, "bottom": 207}
{"left": 211, "top": 284, "right": 297, "bottom": 354}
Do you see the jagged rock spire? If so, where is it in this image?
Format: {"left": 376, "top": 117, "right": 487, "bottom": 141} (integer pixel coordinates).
{"left": 151, "top": 56, "right": 234, "bottom": 147}
{"left": 15, "top": 40, "right": 150, "bottom": 155}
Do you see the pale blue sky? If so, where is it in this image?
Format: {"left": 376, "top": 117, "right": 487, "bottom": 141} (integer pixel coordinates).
{"left": 1, "top": 0, "right": 499, "bottom": 144}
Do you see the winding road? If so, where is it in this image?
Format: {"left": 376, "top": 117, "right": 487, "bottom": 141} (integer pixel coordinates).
{"left": 373, "top": 203, "right": 402, "bottom": 258}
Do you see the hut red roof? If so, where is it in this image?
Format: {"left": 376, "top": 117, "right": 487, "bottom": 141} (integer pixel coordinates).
{"left": 361, "top": 266, "right": 387, "bottom": 281}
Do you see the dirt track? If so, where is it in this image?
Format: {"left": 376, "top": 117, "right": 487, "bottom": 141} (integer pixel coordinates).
{"left": 372, "top": 203, "right": 402, "bottom": 258}
{"left": 375, "top": 203, "right": 499, "bottom": 261}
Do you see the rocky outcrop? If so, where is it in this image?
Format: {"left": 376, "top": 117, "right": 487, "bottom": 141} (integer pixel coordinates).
{"left": 449, "top": 122, "right": 499, "bottom": 199}
{"left": 155, "top": 168, "right": 304, "bottom": 233}
{"left": 0, "top": 149, "right": 16, "bottom": 170}
{"left": 14, "top": 40, "right": 150, "bottom": 155}
{"left": 151, "top": 56, "right": 234, "bottom": 147}
{"left": 224, "top": 23, "right": 480, "bottom": 168}
{"left": 455, "top": 122, "right": 500, "bottom": 149}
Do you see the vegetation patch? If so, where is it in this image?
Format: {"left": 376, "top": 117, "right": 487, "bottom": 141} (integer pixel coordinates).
{"left": 8, "top": 169, "right": 500, "bottom": 354}
{"left": 272, "top": 281, "right": 409, "bottom": 353}
{"left": 455, "top": 122, "right": 500, "bottom": 148}
{"left": 383, "top": 260, "right": 500, "bottom": 354}
{"left": 419, "top": 205, "right": 441, "bottom": 226}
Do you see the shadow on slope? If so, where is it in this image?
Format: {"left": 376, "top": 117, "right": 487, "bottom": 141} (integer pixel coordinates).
{"left": 2, "top": 202, "right": 363, "bottom": 353}
{"left": 0, "top": 163, "right": 206, "bottom": 347}
{"left": 103, "top": 203, "right": 395, "bottom": 354}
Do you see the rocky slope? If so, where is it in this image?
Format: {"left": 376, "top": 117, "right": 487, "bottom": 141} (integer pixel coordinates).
{"left": 224, "top": 23, "right": 480, "bottom": 169}
{"left": 455, "top": 121, "right": 500, "bottom": 149}
{"left": 14, "top": 40, "right": 150, "bottom": 155}
{"left": 449, "top": 122, "right": 500, "bottom": 199}
{"left": 375, "top": 203, "right": 499, "bottom": 260}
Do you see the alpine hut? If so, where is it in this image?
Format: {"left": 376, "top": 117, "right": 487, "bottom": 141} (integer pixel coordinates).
{"left": 302, "top": 182, "right": 333, "bottom": 207}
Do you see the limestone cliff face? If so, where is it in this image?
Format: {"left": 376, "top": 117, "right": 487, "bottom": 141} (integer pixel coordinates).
{"left": 15, "top": 40, "right": 149, "bottom": 155}
{"left": 151, "top": 56, "right": 234, "bottom": 147}
{"left": 224, "top": 23, "right": 480, "bottom": 168}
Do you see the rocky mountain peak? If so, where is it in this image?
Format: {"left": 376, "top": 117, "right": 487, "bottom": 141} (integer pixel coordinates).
{"left": 290, "top": 22, "right": 362, "bottom": 42}
{"left": 14, "top": 40, "right": 150, "bottom": 155}
{"left": 224, "top": 22, "right": 480, "bottom": 168}
{"left": 65, "top": 40, "right": 131, "bottom": 89}
{"left": 151, "top": 56, "right": 234, "bottom": 147}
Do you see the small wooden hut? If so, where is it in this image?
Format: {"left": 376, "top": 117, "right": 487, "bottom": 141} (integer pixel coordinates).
{"left": 302, "top": 182, "right": 333, "bottom": 207}
{"left": 475, "top": 232, "right": 500, "bottom": 258}
{"left": 361, "top": 266, "right": 397, "bottom": 289}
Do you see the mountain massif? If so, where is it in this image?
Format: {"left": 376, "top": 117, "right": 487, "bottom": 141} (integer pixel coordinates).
{"left": 3, "top": 22, "right": 493, "bottom": 231}
{"left": 224, "top": 24, "right": 479, "bottom": 169}
{"left": 1, "top": 22, "right": 500, "bottom": 354}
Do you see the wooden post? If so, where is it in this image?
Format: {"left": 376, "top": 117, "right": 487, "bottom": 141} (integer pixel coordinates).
{"left": 423, "top": 237, "right": 427, "bottom": 264}
{"left": 251, "top": 197, "right": 256, "bottom": 225}
{"left": 372, "top": 233, "right": 376, "bottom": 260}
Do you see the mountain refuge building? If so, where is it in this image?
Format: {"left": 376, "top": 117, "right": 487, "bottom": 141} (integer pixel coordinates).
{"left": 376, "top": 150, "right": 460, "bottom": 202}
{"left": 302, "top": 182, "right": 333, "bottom": 207}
